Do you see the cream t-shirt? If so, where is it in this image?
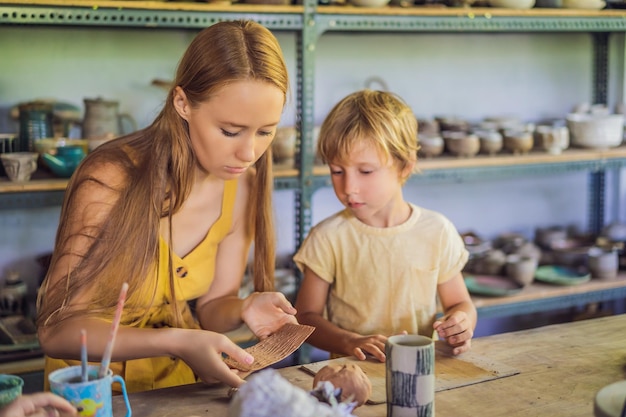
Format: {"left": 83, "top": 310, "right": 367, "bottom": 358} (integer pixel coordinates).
{"left": 293, "top": 203, "right": 468, "bottom": 338}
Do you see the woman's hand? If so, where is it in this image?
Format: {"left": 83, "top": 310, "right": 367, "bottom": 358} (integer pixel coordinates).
{"left": 0, "top": 392, "right": 77, "bottom": 417}
{"left": 175, "top": 329, "right": 254, "bottom": 388}
{"left": 433, "top": 310, "right": 473, "bottom": 355}
{"left": 241, "top": 292, "right": 297, "bottom": 339}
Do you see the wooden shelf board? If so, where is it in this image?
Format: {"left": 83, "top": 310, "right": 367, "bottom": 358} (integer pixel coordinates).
{"left": 2, "top": 147, "right": 624, "bottom": 194}
{"left": 0, "top": 0, "right": 304, "bottom": 13}
{"left": 470, "top": 272, "right": 626, "bottom": 308}
{"left": 317, "top": 5, "right": 626, "bottom": 17}
{"left": 311, "top": 146, "right": 626, "bottom": 175}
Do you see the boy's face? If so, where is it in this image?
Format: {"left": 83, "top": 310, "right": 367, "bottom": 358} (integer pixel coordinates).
{"left": 328, "top": 140, "right": 411, "bottom": 227}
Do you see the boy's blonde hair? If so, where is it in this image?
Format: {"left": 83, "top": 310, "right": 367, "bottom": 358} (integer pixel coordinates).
{"left": 317, "top": 89, "right": 419, "bottom": 183}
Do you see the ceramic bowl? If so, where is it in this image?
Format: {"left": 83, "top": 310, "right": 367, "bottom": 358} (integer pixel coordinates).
{"left": 562, "top": 0, "right": 605, "bottom": 8}
{"left": 417, "top": 119, "right": 440, "bottom": 137}
{"left": 488, "top": 0, "right": 536, "bottom": 7}
{"left": 34, "top": 138, "right": 89, "bottom": 156}
{"left": 1, "top": 152, "right": 38, "bottom": 182}
{"left": 566, "top": 113, "right": 624, "bottom": 149}
{"left": 503, "top": 130, "right": 534, "bottom": 155}
{"left": 476, "top": 130, "right": 503, "bottom": 156}
{"left": 349, "top": 0, "right": 391, "bottom": 6}
{"left": 0, "top": 374, "right": 23, "bottom": 407}
{"left": 443, "top": 131, "right": 480, "bottom": 158}
{"left": 550, "top": 237, "right": 594, "bottom": 268}
{"left": 418, "top": 136, "right": 444, "bottom": 158}
{"left": 272, "top": 127, "right": 296, "bottom": 167}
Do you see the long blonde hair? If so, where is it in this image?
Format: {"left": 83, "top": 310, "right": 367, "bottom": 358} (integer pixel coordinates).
{"left": 37, "top": 20, "right": 288, "bottom": 327}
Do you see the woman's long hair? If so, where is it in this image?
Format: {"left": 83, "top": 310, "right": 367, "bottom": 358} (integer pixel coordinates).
{"left": 37, "top": 20, "right": 288, "bottom": 327}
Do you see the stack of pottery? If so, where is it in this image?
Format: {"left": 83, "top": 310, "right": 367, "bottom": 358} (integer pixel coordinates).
{"left": 417, "top": 118, "right": 444, "bottom": 158}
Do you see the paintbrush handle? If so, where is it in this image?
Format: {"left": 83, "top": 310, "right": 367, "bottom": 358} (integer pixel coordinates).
{"left": 99, "top": 282, "right": 129, "bottom": 378}
{"left": 80, "top": 329, "right": 88, "bottom": 382}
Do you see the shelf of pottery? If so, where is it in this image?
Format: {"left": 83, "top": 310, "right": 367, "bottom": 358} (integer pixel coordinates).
{"left": 3, "top": 0, "right": 626, "bottom": 232}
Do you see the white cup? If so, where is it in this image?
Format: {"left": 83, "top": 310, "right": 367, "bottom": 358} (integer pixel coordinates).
{"left": 386, "top": 334, "right": 435, "bottom": 417}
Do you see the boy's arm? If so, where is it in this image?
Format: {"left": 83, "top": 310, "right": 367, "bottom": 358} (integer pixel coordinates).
{"left": 434, "top": 273, "right": 477, "bottom": 355}
{"left": 294, "top": 267, "right": 387, "bottom": 362}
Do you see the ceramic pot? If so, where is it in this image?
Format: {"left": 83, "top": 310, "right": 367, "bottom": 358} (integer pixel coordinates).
{"left": 587, "top": 247, "right": 618, "bottom": 279}
{"left": 476, "top": 129, "right": 503, "bottom": 156}
{"left": 505, "top": 254, "right": 538, "bottom": 286}
{"left": 503, "top": 130, "right": 534, "bottom": 155}
{"left": 418, "top": 136, "right": 444, "bottom": 158}
{"left": 534, "top": 125, "right": 570, "bottom": 155}
{"left": 272, "top": 127, "right": 296, "bottom": 167}
{"left": 443, "top": 131, "right": 480, "bottom": 158}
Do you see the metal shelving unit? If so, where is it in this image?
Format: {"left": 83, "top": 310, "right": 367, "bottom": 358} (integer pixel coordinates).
{"left": 1, "top": 0, "right": 626, "bottom": 244}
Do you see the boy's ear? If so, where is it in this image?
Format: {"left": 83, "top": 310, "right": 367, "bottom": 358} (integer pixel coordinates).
{"left": 402, "top": 158, "right": 417, "bottom": 179}
{"left": 173, "top": 86, "right": 190, "bottom": 121}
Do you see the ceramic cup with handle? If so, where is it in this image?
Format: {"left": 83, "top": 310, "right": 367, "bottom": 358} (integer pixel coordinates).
{"left": 49, "top": 365, "right": 131, "bottom": 417}
{"left": 0, "top": 374, "right": 24, "bottom": 407}
{"left": 0, "top": 152, "right": 38, "bottom": 182}
{"left": 386, "top": 334, "right": 435, "bottom": 417}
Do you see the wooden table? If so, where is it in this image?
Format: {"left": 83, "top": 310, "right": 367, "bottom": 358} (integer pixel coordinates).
{"left": 113, "top": 314, "right": 626, "bottom": 417}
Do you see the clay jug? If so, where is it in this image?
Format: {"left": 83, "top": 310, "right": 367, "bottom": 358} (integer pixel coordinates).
{"left": 82, "top": 98, "right": 136, "bottom": 150}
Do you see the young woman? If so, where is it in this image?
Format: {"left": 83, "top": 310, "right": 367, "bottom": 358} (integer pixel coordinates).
{"left": 294, "top": 90, "right": 477, "bottom": 362}
{"left": 37, "top": 20, "right": 297, "bottom": 392}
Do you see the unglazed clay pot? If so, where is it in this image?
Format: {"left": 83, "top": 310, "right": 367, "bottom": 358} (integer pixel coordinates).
{"left": 418, "top": 135, "right": 444, "bottom": 158}
{"left": 503, "top": 130, "right": 534, "bottom": 155}
{"left": 476, "top": 129, "right": 503, "bottom": 156}
{"left": 443, "top": 131, "right": 480, "bottom": 158}
{"left": 505, "top": 254, "right": 538, "bottom": 286}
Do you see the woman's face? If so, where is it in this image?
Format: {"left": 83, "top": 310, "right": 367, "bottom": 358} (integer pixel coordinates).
{"left": 175, "top": 79, "right": 284, "bottom": 179}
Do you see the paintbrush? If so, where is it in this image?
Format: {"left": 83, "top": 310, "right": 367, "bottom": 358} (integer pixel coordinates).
{"left": 80, "top": 329, "right": 88, "bottom": 382}
{"left": 98, "top": 282, "right": 129, "bottom": 378}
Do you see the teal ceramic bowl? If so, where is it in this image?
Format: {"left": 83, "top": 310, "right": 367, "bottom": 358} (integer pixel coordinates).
{"left": 0, "top": 374, "right": 23, "bottom": 407}
{"left": 40, "top": 145, "right": 86, "bottom": 178}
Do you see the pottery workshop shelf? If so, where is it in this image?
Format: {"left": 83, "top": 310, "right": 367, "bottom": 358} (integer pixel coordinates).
{"left": 310, "top": 146, "right": 626, "bottom": 186}
{"left": 0, "top": 0, "right": 304, "bottom": 30}
{"left": 470, "top": 272, "right": 626, "bottom": 318}
{"left": 2, "top": 147, "right": 626, "bottom": 209}
{"left": 0, "top": 168, "right": 300, "bottom": 210}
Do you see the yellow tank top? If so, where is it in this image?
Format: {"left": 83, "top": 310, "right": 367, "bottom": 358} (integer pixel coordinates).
{"left": 44, "top": 179, "right": 239, "bottom": 393}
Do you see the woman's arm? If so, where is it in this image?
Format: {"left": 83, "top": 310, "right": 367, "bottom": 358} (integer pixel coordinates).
{"left": 40, "top": 318, "right": 253, "bottom": 387}
{"left": 295, "top": 268, "right": 387, "bottom": 362}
